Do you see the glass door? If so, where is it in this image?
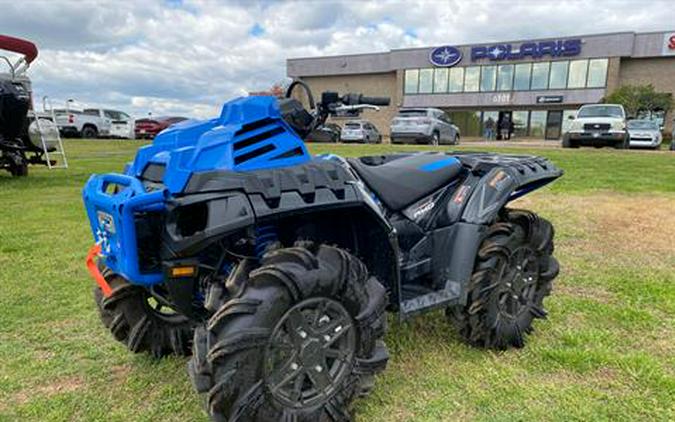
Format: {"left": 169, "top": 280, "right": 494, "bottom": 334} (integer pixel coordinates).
{"left": 545, "top": 110, "right": 563, "bottom": 140}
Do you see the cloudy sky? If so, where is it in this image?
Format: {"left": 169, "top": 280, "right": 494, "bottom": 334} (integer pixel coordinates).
{"left": 1, "top": 0, "right": 673, "bottom": 118}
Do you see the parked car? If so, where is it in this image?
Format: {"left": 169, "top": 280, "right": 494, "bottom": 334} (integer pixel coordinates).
{"left": 340, "top": 120, "right": 382, "bottom": 143}
{"left": 306, "top": 122, "right": 341, "bottom": 143}
{"left": 390, "top": 108, "right": 460, "bottom": 145}
{"left": 626, "top": 119, "right": 662, "bottom": 149}
{"left": 135, "top": 116, "right": 188, "bottom": 139}
{"left": 55, "top": 107, "right": 135, "bottom": 139}
{"left": 562, "top": 104, "right": 628, "bottom": 149}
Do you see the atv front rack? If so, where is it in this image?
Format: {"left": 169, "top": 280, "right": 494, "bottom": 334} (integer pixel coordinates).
{"left": 82, "top": 173, "right": 167, "bottom": 285}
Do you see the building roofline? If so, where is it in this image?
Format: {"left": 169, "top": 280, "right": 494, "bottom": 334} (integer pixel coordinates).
{"left": 288, "top": 29, "right": 674, "bottom": 62}
{"left": 287, "top": 51, "right": 390, "bottom": 62}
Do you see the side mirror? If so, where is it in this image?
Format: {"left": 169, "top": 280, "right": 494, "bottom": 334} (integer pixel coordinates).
{"left": 567, "top": 115, "right": 575, "bottom": 120}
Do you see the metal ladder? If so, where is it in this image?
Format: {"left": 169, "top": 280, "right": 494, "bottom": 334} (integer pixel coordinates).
{"left": 33, "top": 97, "right": 68, "bottom": 169}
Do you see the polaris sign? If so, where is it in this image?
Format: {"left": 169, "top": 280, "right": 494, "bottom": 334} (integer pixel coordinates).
{"left": 471, "top": 39, "right": 582, "bottom": 61}
{"left": 429, "top": 46, "right": 462, "bottom": 67}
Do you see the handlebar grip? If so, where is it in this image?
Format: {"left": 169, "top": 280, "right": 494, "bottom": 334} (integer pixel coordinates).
{"left": 360, "top": 96, "right": 390, "bottom": 106}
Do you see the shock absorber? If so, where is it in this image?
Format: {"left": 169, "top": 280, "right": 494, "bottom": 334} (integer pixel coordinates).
{"left": 255, "top": 225, "right": 278, "bottom": 260}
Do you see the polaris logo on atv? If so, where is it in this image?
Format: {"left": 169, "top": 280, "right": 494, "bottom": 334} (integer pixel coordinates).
{"left": 471, "top": 39, "right": 582, "bottom": 61}
{"left": 429, "top": 46, "right": 462, "bottom": 67}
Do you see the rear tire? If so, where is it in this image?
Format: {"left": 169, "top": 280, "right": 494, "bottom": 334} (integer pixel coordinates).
{"left": 9, "top": 154, "right": 28, "bottom": 177}
{"left": 448, "top": 209, "right": 559, "bottom": 350}
{"left": 81, "top": 125, "right": 98, "bottom": 139}
{"left": 189, "top": 243, "right": 388, "bottom": 421}
{"left": 94, "top": 270, "right": 195, "bottom": 357}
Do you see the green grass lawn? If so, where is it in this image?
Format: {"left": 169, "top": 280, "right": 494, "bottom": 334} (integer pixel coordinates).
{"left": 0, "top": 140, "right": 673, "bottom": 421}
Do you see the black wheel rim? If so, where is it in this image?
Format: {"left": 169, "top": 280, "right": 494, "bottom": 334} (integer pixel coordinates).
{"left": 264, "top": 297, "right": 356, "bottom": 409}
{"left": 497, "top": 246, "right": 539, "bottom": 319}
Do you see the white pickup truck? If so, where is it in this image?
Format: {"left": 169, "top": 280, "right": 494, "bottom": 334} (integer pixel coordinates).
{"left": 55, "top": 107, "right": 135, "bottom": 139}
{"left": 563, "top": 104, "right": 629, "bottom": 149}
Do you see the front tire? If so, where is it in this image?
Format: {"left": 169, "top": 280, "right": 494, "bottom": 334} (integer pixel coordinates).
{"left": 448, "top": 209, "right": 559, "bottom": 350}
{"left": 614, "top": 133, "right": 629, "bottom": 149}
{"left": 430, "top": 131, "right": 440, "bottom": 146}
{"left": 189, "top": 243, "right": 388, "bottom": 421}
{"left": 94, "top": 270, "right": 196, "bottom": 357}
{"left": 561, "top": 134, "right": 578, "bottom": 148}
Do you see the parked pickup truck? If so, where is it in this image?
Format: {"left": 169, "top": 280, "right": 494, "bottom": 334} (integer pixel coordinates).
{"left": 55, "top": 107, "right": 135, "bottom": 139}
{"left": 563, "top": 104, "right": 629, "bottom": 149}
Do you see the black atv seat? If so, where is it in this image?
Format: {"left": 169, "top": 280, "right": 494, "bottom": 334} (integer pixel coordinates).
{"left": 348, "top": 153, "right": 463, "bottom": 211}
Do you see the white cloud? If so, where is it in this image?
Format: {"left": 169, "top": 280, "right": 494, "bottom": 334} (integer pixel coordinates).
{"left": 1, "top": 0, "right": 673, "bottom": 119}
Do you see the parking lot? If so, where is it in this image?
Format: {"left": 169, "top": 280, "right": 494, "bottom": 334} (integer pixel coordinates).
{"left": 0, "top": 140, "right": 673, "bottom": 421}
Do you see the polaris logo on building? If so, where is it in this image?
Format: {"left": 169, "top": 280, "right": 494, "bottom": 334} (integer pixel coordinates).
{"left": 471, "top": 39, "right": 582, "bottom": 61}
{"left": 429, "top": 45, "right": 463, "bottom": 67}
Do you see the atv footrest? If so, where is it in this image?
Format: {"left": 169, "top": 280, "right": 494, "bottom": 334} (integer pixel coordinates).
{"left": 399, "top": 287, "right": 460, "bottom": 320}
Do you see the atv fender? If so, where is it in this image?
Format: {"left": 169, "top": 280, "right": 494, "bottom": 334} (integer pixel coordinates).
{"left": 460, "top": 156, "right": 563, "bottom": 225}
{"left": 438, "top": 155, "right": 562, "bottom": 305}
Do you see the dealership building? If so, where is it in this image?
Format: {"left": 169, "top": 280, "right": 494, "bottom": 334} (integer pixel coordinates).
{"left": 287, "top": 30, "right": 675, "bottom": 140}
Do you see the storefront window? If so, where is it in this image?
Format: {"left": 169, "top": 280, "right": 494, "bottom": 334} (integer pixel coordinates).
{"left": 512, "top": 111, "right": 529, "bottom": 137}
{"left": 404, "top": 69, "right": 419, "bottom": 94}
{"left": 567, "top": 59, "right": 588, "bottom": 88}
{"left": 530, "top": 62, "right": 549, "bottom": 90}
{"left": 513, "top": 63, "right": 531, "bottom": 90}
{"left": 447, "top": 111, "right": 482, "bottom": 137}
{"left": 418, "top": 68, "right": 434, "bottom": 93}
{"left": 464, "top": 67, "right": 480, "bottom": 92}
{"left": 529, "top": 111, "right": 547, "bottom": 137}
{"left": 497, "top": 64, "right": 514, "bottom": 91}
{"left": 449, "top": 67, "right": 464, "bottom": 92}
{"left": 480, "top": 65, "right": 496, "bottom": 92}
{"left": 467, "top": 111, "right": 482, "bottom": 137}
{"left": 433, "top": 68, "right": 448, "bottom": 93}
{"left": 587, "top": 58, "right": 608, "bottom": 88}
{"left": 549, "top": 61, "right": 569, "bottom": 89}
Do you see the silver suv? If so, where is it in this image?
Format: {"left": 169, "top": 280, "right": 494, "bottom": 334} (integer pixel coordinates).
{"left": 340, "top": 120, "right": 382, "bottom": 144}
{"left": 390, "top": 108, "right": 460, "bottom": 145}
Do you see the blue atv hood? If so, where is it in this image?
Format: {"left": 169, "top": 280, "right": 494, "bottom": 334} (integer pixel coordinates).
{"left": 128, "top": 95, "right": 310, "bottom": 194}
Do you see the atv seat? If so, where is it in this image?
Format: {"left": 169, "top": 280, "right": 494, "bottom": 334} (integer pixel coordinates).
{"left": 348, "top": 153, "right": 463, "bottom": 211}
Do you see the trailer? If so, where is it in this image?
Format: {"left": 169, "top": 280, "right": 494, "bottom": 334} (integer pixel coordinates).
{"left": 0, "top": 34, "right": 67, "bottom": 176}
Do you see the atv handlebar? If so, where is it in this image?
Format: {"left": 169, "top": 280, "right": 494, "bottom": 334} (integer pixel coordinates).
{"left": 282, "top": 78, "right": 392, "bottom": 139}
{"left": 346, "top": 95, "right": 391, "bottom": 107}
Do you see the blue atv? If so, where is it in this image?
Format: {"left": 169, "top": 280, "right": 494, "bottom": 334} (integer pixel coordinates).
{"left": 83, "top": 80, "right": 562, "bottom": 421}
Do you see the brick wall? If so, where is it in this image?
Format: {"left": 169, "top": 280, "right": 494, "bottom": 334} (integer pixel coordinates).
{"left": 619, "top": 57, "right": 675, "bottom": 132}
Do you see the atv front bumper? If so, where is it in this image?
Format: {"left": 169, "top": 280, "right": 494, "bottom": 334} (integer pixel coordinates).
{"left": 82, "top": 173, "right": 167, "bottom": 286}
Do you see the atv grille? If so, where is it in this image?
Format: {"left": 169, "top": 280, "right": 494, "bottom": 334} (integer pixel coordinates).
{"left": 233, "top": 127, "right": 285, "bottom": 151}
{"left": 231, "top": 117, "right": 303, "bottom": 166}
{"left": 134, "top": 211, "right": 163, "bottom": 274}
{"left": 234, "top": 143, "right": 276, "bottom": 165}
